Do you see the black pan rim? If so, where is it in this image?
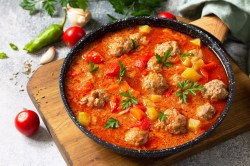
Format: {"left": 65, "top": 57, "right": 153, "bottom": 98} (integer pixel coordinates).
{"left": 59, "top": 16, "right": 235, "bottom": 158}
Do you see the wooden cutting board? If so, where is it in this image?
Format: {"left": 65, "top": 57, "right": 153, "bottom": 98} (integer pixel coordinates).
{"left": 27, "top": 17, "right": 250, "bottom": 166}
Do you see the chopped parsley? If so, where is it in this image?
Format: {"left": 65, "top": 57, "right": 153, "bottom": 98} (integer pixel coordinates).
{"left": 156, "top": 49, "right": 174, "bottom": 67}
{"left": 105, "top": 117, "right": 119, "bottom": 129}
{"left": 0, "top": 52, "right": 8, "bottom": 59}
{"left": 176, "top": 80, "right": 205, "bottom": 103}
{"left": 120, "top": 90, "right": 138, "bottom": 110}
{"left": 89, "top": 61, "right": 99, "bottom": 72}
{"left": 158, "top": 112, "right": 168, "bottom": 122}
{"left": 118, "top": 61, "right": 126, "bottom": 84}
{"left": 131, "top": 39, "right": 140, "bottom": 50}
{"left": 9, "top": 43, "right": 19, "bottom": 51}
{"left": 180, "top": 53, "right": 193, "bottom": 58}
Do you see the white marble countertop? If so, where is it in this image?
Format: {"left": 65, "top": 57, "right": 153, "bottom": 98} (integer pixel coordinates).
{"left": 0, "top": 0, "right": 249, "bottom": 165}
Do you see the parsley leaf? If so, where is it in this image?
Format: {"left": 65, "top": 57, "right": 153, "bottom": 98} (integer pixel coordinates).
{"left": 105, "top": 117, "right": 119, "bottom": 129}
{"left": 176, "top": 80, "right": 205, "bottom": 103}
{"left": 120, "top": 90, "right": 138, "bottom": 110}
{"left": 180, "top": 53, "right": 193, "bottom": 58}
{"left": 89, "top": 61, "right": 99, "bottom": 72}
{"left": 131, "top": 39, "right": 140, "bottom": 50}
{"left": 0, "top": 52, "right": 8, "bottom": 59}
{"left": 158, "top": 112, "right": 168, "bottom": 122}
{"left": 118, "top": 61, "right": 126, "bottom": 84}
{"left": 20, "top": 0, "right": 38, "bottom": 15}
{"left": 108, "top": 0, "right": 125, "bottom": 14}
{"left": 9, "top": 43, "right": 19, "bottom": 51}
{"left": 42, "top": 0, "right": 57, "bottom": 17}
{"left": 156, "top": 49, "right": 174, "bottom": 67}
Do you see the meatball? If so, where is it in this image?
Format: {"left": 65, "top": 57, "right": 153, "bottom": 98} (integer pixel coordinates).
{"left": 154, "top": 109, "right": 187, "bottom": 134}
{"left": 147, "top": 56, "right": 163, "bottom": 72}
{"left": 196, "top": 103, "right": 216, "bottom": 120}
{"left": 142, "top": 72, "right": 168, "bottom": 94}
{"left": 164, "top": 109, "right": 187, "bottom": 134}
{"left": 108, "top": 37, "right": 132, "bottom": 57}
{"left": 154, "top": 41, "right": 180, "bottom": 56}
{"left": 124, "top": 127, "right": 149, "bottom": 146}
{"left": 80, "top": 89, "right": 109, "bottom": 108}
{"left": 203, "top": 79, "right": 229, "bottom": 101}
{"left": 129, "top": 33, "right": 148, "bottom": 45}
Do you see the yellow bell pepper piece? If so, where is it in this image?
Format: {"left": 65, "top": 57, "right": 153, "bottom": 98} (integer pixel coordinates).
{"left": 146, "top": 107, "right": 159, "bottom": 120}
{"left": 78, "top": 112, "right": 90, "bottom": 126}
{"left": 190, "top": 38, "right": 201, "bottom": 46}
{"left": 188, "top": 118, "right": 201, "bottom": 131}
{"left": 181, "top": 68, "right": 201, "bottom": 81}
{"left": 139, "top": 25, "right": 151, "bottom": 34}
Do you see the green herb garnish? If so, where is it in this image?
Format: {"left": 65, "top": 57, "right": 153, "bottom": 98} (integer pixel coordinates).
{"left": 9, "top": 43, "right": 19, "bottom": 51}
{"left": 118, "top": 61, "right": 126, "bottom": 84}
{"left": 120, "top": 90, "right": 138, "bottom": 110}
{"left": 156, "top": 49, "right": 174, "bottom": 67}
{"left": 108, "top": 0, "right": 166, "bottom": 17}
{"left": 158, "top": 112, "right": 168, "bottom": 122}
{"left": 89, "top": 61, "right": 99, "bottom": 73}
{"left": 0, "top": 52, "right": 8, "bottom": 59}
{"left": 176, "top": 80, "right": 205, "bottom": 103}
{"left": 131, "top": 39, "right": 140, "bottom": 50}
{"left": 21, "top": 0, "right": 89, "bottom": 16}
{"left": 105, "top": 117, "right": 119, "bottom": 129}
{"left": 180, "top": 53, "right": 193, "bottom": 58}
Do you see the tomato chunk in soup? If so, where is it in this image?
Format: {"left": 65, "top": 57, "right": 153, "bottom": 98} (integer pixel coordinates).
{"left": 65, "top": 26, "right": 229, "bottom": 150}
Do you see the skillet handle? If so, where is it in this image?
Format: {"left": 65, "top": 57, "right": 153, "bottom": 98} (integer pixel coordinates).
{"left": 177, "top": 15, "right": 229, "bottom": 43}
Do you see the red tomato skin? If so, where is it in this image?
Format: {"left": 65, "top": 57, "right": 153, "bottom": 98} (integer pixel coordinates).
{"left": 84, "top": 51, "right": 105, "bottom": 64}
{"left": 105, "top": 62, "right": 120, "bottom": 77}
{"left": 63, "top": 26, "right": 86, "bottom": 47}
{"left": 15, "top": 110, "right": 40, "bottom": 136}
{"left": 135, "top": 54, "right": 153, "bottom": 70}
{"left": 157, "top": 12, "right": 176, "bottom": 20}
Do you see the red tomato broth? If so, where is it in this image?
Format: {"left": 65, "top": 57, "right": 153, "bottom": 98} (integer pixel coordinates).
{"left": 64, "top": 26, "right": 229, "bottom": 150}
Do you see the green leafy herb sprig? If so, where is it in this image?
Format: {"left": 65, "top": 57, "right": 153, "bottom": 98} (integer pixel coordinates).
{"left": 120, "top": 90, "right": 138, "bottom": 110}
{"left": 21, "top": 0, "right": 89, "bottom": 16}
{"left": 176, "top": 80, "right": 205, "bottom": 103}
{"left": 105, "top": 117, "right": 119, "bottom": 129}
{"left": 158, "top": 112, "right": 168, "bottom": 122}
{"left": 118, "top": 61, "right": 126, "bottom": 84}
{"left": 89, "top": 61, "right": 99, "bottom": 72}
{"left": 156, "top": 49, "right": 174, "bottom": 67}
{"left": 108, "top": 0, "right": 166, "bottom": 18}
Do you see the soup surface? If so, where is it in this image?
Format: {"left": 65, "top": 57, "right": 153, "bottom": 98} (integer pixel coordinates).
{"left": 65, "top": 25, "right": 229, "bottom": 150}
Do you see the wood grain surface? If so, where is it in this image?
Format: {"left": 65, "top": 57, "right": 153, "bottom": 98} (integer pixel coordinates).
{"left": 27, "top": 17, "right": 250, "bottom": 165}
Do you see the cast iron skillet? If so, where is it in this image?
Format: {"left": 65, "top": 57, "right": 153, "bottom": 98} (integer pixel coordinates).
{"left": 59, "top": 17, "right": 234, "bottom": 158}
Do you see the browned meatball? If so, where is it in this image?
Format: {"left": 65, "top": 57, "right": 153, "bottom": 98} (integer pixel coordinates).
{"left": 124, "top": 127, "right": 149, "bottom": 146}
{"left": 164, "top": 109, "right": 187, "bottom": 134}
{"left": 129, "top": 33, "right": 148, "bottom": 45}
{"left": 142, "top": 72, "right": 168, "bottom": 94}
{"left": 203, "top": 79, "right": 228, "bottom": 101}
{"left": 154, "top": 41, "right": 180, "bottom": 56}
{"left": 154, "top": 109, "right": 187, "bottom": 134}
{"left": 108, "top": 37, "right": 132, "bottom": 57}
{"left": 80, "top": 89, "right": 109, "bottom": 108}
{"left": 196, "top": 103, "right": 216, "bottom": 120}
{"left": 147, "top": 56, "right": 163, "bottom": 72}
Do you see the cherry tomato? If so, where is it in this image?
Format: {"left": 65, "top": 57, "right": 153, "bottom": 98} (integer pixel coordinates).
{"left": 63, "top": 26, "right": 86, "bottom": 47}
{"left": 157, "top": 12, "right": 176, "bottom": 20}
{"left": 15, "top": 110, "right": 40, "bottom": 136}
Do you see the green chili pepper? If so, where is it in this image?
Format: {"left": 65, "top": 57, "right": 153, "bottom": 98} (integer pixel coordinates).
{"left": 23, "top": 10, "right": 67, "bottom": 53}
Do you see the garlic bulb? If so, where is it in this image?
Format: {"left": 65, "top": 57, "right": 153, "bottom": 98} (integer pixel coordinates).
{"left": 40, "top": 46, "right": 56, "bottom": 65}
{"left": 66, "top": 4, "right": 92, "bottom": 27}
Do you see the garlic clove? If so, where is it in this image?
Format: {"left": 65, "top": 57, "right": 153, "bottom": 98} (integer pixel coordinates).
{"left": 66, "top": 5, "right": 92, "bottom": 27}
{"left": 40, "top": 46, "right": 56, "bottom": 65}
